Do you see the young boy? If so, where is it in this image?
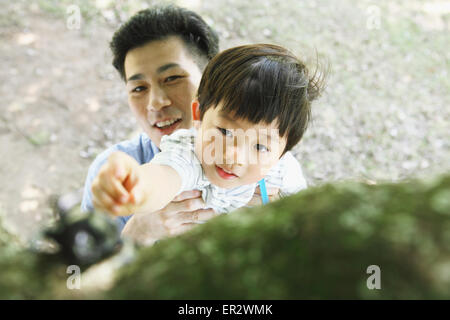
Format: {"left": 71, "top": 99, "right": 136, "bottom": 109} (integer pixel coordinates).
{"left": 92, "top": 44, "right": 324, "bottom": 216}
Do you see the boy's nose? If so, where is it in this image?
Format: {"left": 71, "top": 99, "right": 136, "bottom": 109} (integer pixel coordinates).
{"left": 223, "top": 144, "right": 246, "bottom": 166}
{"left": 148, "top": 86, "right": 171, "bottom": 111}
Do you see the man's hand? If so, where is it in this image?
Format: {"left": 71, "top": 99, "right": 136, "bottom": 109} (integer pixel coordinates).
{"left": 121, "top": 190, "right": 217, "bottom": 246}
{"left": 121, "top": 186, "right": 279, "bottom": 246}
{"left": 91, "top": 151, "right": 145, "bottom": 216}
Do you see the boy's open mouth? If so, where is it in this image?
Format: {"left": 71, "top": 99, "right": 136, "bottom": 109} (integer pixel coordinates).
{"left": 215, "top": 165, "right": 238, "bottom": 180}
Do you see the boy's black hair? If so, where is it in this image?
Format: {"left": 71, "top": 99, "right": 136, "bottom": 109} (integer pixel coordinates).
{"left": 197, "top": 44, "right": 326, "bottom": 154}
{"left": 110, "top": 5, "right": 219, "bottom": 81}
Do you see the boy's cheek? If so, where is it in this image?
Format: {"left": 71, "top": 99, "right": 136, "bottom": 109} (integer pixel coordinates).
{"left": 244, "top": 165, "right": 269, "bottom": 182}
{"left": 255, "top": 159, "right": 279, "bottom": 180}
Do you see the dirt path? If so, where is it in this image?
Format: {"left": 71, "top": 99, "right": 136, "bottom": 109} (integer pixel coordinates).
{"left": 1, "top": 0, "right": 449, "bottom": 240}
{"left": 0, "top": 2, "right": 135, "bottom": 239}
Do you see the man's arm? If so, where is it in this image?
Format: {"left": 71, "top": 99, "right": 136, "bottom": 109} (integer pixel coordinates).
{"left": 81, "top": 150, "right": 113, "bottom": 213}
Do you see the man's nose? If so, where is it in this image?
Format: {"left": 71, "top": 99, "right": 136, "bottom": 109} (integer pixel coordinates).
{"left": 148, "top": 85, "right": 171, "bottom": 111}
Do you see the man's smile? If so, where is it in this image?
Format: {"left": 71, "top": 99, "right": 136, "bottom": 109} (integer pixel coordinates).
{"left": 151, "top": 117, "right": 182, "bottom": 135}
{"left": 153, "top": 117, "right": 182, "bottom": 128}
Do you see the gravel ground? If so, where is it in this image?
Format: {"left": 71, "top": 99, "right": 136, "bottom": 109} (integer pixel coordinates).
{"left": 0, "top": 0, "right": 449, "bottom": 240}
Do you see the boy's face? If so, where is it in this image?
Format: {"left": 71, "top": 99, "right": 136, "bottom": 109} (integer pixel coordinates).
{"left": 124, "top": 36, "right": 202, "bottom": 148}
{"left": 193, "top": 101, "right": 287, "bottom": 189}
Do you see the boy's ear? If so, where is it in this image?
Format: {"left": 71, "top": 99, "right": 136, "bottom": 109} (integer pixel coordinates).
{"left": 191, "top": 100, "right": 201, "bottom": 121}
{"left": 191, "top": 100, "right": 202, "bottom": 130}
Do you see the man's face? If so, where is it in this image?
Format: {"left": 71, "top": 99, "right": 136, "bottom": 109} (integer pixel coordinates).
{"left": 194, "top": 103, "right": 287, "bottom": 189}
{"left": 124, "top": 36, "right": 202, "bottom": 148}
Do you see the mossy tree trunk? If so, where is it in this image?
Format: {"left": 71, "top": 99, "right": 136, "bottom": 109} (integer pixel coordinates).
{"left": 1, "top": 174, "right": 449, "bottom": 299}
{"left": 109, "top": 174, "right": 450, "bottom": 299}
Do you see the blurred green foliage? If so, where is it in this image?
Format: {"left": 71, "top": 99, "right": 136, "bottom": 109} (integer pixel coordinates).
{"left": 109, "top": 173, "right": 450, "bottom": 299}
{"left": 1, "top": 173, "right": 449, "bottom": 299}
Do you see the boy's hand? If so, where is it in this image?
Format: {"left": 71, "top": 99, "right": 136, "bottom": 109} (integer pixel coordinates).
{"left": 91, "top": 151, "right": 144, "bottom": 216}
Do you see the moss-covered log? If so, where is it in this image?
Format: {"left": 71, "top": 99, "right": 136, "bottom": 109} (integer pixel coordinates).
{"left": 109, "top": 174, "right": 450, "bottom": 299}
{"left": 1, "top": 174, "right": 449, "bottom": 299}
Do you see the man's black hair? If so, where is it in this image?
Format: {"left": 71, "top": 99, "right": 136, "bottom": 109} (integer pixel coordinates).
{"left": 110, "top": 5, "right": 219, "bottom": 81}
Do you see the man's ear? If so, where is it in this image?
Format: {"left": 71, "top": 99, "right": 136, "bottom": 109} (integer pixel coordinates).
{"left": 191, "top": 100, "right": 202, "bottom": 130}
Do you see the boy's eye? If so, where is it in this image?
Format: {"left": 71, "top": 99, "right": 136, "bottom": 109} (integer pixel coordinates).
{"left": 218, "top": 127, "right": 233, "bottom": 137}
{"left": 255, "top": 144, "right": 269, "bottom": 152}
{"left": 132, "top": 86, "right": 146, "bottom": 93}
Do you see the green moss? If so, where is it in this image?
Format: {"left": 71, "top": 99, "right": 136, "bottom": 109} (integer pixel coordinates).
{"left": 108, "top": 174, "right": 450, "bottom": 299}
{"left": 1, "top": 174, "right": 449, "bottom": 299}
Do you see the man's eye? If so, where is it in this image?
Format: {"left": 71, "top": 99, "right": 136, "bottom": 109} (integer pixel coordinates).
{"left": 165, "top": 75, "right": 182, "bottom": 83}
{"left": 132, "top": 86, "right": 146, "bottom": 93}
{"left": 255, "top": 144, "right": 269, "bottom": 152}
{"left": 218, "top": 127, "right": 233, "bottom": 137}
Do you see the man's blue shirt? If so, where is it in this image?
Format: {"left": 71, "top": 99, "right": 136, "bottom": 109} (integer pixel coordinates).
{"left": 81, "top": 133, "right": 160, "bottom": 232}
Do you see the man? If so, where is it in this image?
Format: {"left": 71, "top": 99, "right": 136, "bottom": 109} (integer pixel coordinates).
{"left": 82, "top": 5, "right": 288, "bottom": 245}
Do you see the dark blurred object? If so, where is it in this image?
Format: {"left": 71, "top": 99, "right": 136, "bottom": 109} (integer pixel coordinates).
{"left": 44, "top": 191, "right": 122, "bottom": 269}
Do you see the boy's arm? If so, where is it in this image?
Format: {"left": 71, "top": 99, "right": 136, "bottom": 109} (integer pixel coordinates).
{"left": 91, "top": 151, "right": 182, "bottom": 216}
{"left": 133, "top": 162, "right": 182, "bottom": 214}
